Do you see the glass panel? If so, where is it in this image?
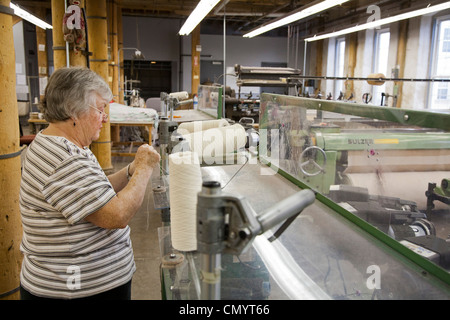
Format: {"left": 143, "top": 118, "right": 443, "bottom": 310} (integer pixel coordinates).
{"left": 197, "top": 84, "right": 222, "bottom": 118}
{"left": 259, "top": 94, "right": 450, "bottom": 281}
{"left": 161, "top": 157, "right": 450, "bottom": 300}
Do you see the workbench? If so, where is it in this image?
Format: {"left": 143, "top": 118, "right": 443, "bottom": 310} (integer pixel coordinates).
{"left": 27, "top": 118, "right": 48, "bottom": 134}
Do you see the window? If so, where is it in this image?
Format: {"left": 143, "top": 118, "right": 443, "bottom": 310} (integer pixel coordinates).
{"left": 429, "top": 16, "right": 450, "bottom": 109}
{"left": 372, "top": 29, "right": 390, "bottom": 106}
{"left": 334, "top": 38, "right": 346, "bottom": 99}
{"left": 437, "top": 82, "right": 448, "bottom": 100}
{"left": 443, "top": 28, "right": 450, "bottom": 52}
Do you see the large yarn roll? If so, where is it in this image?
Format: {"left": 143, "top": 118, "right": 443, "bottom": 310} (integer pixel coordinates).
{"left": 169, "top": 151, "right": 202, "bottom": 251}
{"left": 183, "top": 123, "right": 247, "bottom": 161}
{"left": 178, "top": 118, "right": 229, "bottom": 134}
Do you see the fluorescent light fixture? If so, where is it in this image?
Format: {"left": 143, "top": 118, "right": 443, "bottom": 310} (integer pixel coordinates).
{"left": 179, "top": 0, "right": 221, "bottom": 36}
{"left": 243, "top": 0, "right": 349, "bottom": 38}
{"left": 305, "top": 1, "right": 450, "bottom": 42}
{"left": 10, "top": 3, "right": 53, "bottom": 30}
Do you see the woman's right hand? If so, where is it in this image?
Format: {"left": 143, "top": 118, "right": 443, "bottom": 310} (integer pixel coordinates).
{"left": 133, "top": 144, "right": 160, "bottom": 175}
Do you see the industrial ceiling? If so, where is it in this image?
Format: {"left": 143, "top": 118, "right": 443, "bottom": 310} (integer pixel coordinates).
{"left": 12, "top": 0, "right": 450, "bottom": 37}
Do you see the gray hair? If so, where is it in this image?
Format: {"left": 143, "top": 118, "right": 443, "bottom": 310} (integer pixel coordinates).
{"left": 40, "top": 67, "right": 113, "bottom": 122}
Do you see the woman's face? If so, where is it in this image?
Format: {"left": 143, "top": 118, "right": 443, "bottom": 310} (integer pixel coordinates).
{"left": 79, "top": 96, "right": 109, "bottom": 146}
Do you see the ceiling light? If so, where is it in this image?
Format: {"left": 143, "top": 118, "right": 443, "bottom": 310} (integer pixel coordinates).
{"left": 179, "top": 0, "right": 221, "bottom": 36}
{"left": 10, "top": 2, "right": 53, "bottom": 30}
{"left": 243, "top": 0, "right": 349, "bottom": 38}
{"left": 305, "top": 1, "right": 450, "bottom": 42}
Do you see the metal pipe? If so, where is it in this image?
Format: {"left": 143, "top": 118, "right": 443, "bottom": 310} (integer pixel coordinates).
{"left": 303, "top": 39, "right": 307, "bottom": 94}
{"left": 200, "top": 253, "right": 221, "bottom": 300}
{"left": 223, "top": 8, "right": 226, "bottom": 118}
{"left": 117, "top": 47, "right": 142, "bottom": 103}
{"left": 257, "top": 189, "right": 316, "bottom": 234}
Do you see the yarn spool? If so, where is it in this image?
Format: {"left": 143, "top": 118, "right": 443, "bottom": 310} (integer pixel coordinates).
{"left": 183, "top": 124, "right": 247, "bottom": 163}
{"left": 169, "top": 91, "right": 189, "bottom": 100}
{"left": 169, "top": 151, "right": 202, "bottom": 251}
{"left": 367, "top": 73, "right": 386, "bottom": 86}
{"left": 178, "top": 118, "right": 229, "bottom": 134}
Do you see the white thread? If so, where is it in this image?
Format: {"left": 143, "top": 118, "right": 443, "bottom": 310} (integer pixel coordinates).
{"left": 178, "top": 119, "right": 229, "bottom": 134}
{"left": 169, "top": 151, "right": 202, "bottom": 251}
{"left": 182, "top": 124, "right": 247, "bottom": 163}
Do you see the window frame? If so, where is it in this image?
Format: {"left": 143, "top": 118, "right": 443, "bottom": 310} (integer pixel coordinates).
{"left": 372, "top": 28, "right": 390, "bottom": 106}
{"left": 333, "top": 37, "right": 346, "bottom": 100}
{"left": 428, "top": 14, "right": 450, "bottom": 109}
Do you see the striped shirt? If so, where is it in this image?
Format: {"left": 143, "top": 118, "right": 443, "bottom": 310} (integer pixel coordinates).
{"left": 19, "top": 133, "right": 136, "bottom": 299}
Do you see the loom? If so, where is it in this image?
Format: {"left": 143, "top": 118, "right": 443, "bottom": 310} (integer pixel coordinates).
{"left": 234, "top": 64, "right": 302, "bottom": 88}
{"left": 260, "top": 94, "right": 450, "bottom": 270}
{"left": 290, "top": 121, "right": 450, "bottom": 210}
{"left": 158, "top": 94, "right": 450, "bottom": 300}
{"left": 299, "top": 123, "right": 450, "bottom": 211}
{"left": 281, "top": 123, "right": 450, "bottom": 253}
{"left": 260, "top": 96, "right": 450, "bottom": 209}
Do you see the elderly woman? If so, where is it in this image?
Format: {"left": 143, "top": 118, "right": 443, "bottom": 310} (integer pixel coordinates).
{"left": 19, "top": 67, "right": 160, "bottom": 300}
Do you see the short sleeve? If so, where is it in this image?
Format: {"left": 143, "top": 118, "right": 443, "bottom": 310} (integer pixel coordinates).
{"left": 42, "top": 155, "right": 116, "bottom": 225}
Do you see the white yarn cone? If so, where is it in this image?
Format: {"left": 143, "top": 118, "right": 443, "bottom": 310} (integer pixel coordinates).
{"left": 169, "top": 151, "right": 202, "bottom": 251}
{"left": 178, "top": 118, "right": 229, "bottom": 134}
{"left": 183, "top": 123, "right": 247, "bottom": 163}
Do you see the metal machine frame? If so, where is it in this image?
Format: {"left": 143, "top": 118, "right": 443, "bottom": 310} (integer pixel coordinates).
{"left": 259, "top": 93, "right": 450, "bottom": 286}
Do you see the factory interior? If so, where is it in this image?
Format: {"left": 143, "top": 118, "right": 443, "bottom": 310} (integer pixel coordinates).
{"left": 1, "top": 0, "right": 450, "bottom": 303}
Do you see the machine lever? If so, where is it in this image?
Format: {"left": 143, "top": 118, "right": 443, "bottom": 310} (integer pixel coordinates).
{"left": 196, "top": 181, "right": 316, "bottom": 299}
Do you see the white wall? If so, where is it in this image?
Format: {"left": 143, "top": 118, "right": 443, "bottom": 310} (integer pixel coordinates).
{"left": 402, "top": 16, "right": 432, "bottom": 109}
{"left": 122, "top": 16, "right": 287, "bottom": 96}
{"left": 181, "top": 34, "right": 287, "bottom": 96}
{"left": 122, "top": 16, "right": 182, "bottom": 92}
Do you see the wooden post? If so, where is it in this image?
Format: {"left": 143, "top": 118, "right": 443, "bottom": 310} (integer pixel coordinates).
{"left": 51, "top": 0, "right": 66, "bottom": 70}
{"left": 69, "top": 0, "right": 87, "bottom": 67}
{"left": 86, "top": 0, "right": 112, "bottom": 171}
{"left": 395, "top": 20, "right": 408, "bottom": 108}
{"left": 108, "top": 0, "right": 120, "bottom": 143}
{"left": 345, "top": 33, "right": 357, "bottom": 98}
{"left": 108, "top": 0, "right": 119, "bottom": 101}
{"left": 117, "top": 4, "right": 124, "bottom": 105}
{"left": 51, "top": 0, "right": 87, "bottom": 69}
{"left": 0, "top": 0, "right": 23, "bottom": 300}
{"left": 35, "top": 7, "right": 48, "bottom": 101}
{"left": 191, "top": 25, "right": 201, "bottom": 96}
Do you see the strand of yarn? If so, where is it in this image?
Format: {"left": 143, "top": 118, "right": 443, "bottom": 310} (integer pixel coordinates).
{"left": 169, "top": 151, "right": 202, "bottom": 251}
{"left": 178, "top": 119, "right": 229, "bottom": 134}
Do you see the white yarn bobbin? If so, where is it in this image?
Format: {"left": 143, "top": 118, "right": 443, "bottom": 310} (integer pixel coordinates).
{"left": 169, "top": 151, "right": 202, "bottom": 251}
{"left": 178, "top": 118, "right": 229, "bottom": 134}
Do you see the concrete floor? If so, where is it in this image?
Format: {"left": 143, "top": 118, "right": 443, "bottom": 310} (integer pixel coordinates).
{"left": 110, "top": 155, "right": 163, "bottom": 300}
